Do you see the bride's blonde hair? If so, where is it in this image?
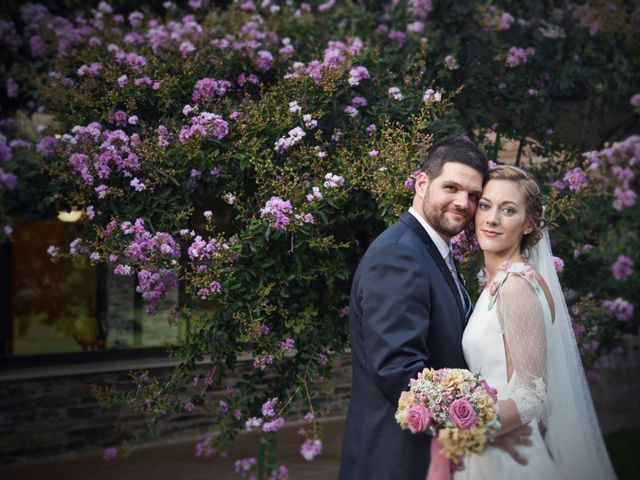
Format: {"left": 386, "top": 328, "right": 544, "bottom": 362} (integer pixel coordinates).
{"left": 486, "top": 165, "right": 546, "bottom": 255}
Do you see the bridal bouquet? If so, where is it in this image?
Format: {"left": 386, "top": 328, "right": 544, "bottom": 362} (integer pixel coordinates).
{"left": 395, "top": 368, "right": 501, "bottom": 463}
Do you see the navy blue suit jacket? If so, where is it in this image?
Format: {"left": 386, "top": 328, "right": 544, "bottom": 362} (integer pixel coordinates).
{"left": 339, "top": 212, "right": 469, "bottom": 480}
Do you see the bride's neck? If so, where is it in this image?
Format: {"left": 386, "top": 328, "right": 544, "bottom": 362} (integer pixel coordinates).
{"left": 483, "top": 247, "right": 526, "bottom": 284}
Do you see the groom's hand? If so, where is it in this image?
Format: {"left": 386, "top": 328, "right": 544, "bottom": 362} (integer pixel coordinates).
{"left": 493, "top": 424, "right": 533, "bottom": 466}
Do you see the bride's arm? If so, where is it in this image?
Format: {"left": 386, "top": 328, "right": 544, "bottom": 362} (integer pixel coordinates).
{"left": 495, "top": 274, "right": 548, "bottom": 434}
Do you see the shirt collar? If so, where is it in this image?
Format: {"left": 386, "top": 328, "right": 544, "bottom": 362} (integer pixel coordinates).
{"left": 408, "top": 207, "right": 450, "bottom": 259}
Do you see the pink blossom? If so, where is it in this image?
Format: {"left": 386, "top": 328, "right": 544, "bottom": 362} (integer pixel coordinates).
{"left": 245, "top": 417, "right": 263, "bottom": 431}
{"left": 423, "top": 88, "right": 442, "bottom": 103}
{"left": 0, "top": 169, "right": 17, "bottom": 190}
{"left": 602, "top": 298, "right": 634, "bottom": 322}
{"left": 300, "top": 439, "right": 323, "bottom": 461}
{"left": 404, "top": 169, "right": 422, "bottom": 192}
{"left": 344, "top": 106, "right": 359, "bottom": 117}
{"left": 103, "top": 447, "right": 118, "bottom": 461}
{"left": 130, "top": 177, "right": 146, "bottom": 191}
{"left": 194, "top": 436, "right": 216, "bottom": 458}
{"left": 318, "top": 352, "right": 328, "bottom": 365}
{"left": 260, "top": 196, "right": 293, "bottom": 230}
{"left": 95, "top": 184, "right": 109, "bottom": 199}
{"left": 388, "top": 87, "right": 403, "bottom": 101}
{"left": 352, "top": 96, "right": 368, "bottom": 107}
{"left": 253, "top": 354, "right": 274, "bottom": 370}
{"left": 280, "top": 338, "right": 295, "bottom": 352}
{"left": 306, "top": 186, "right": 323, "bottom": 202}
{"left": 388, "top": 31, "right": 407, "bottom": 43}
{"left": 192, "top": 78, "right": 232, "bottom": 105}
{"left": 180, "top": 41, "right": 196, "bottom": 57}
{"left": 263, "top": 417, "right": 285, "bottom": 432}
{"left": 505, "top": 46, "right": 533, "bottom": 67}
{"left": 262, "top": 397, "right": 278, "bottom": 417}
{"left": 114, "top": 264, "right": 133, "bottom": 276}
{"left": 257, "top": 50, "right": 274, "bottom": 72}
{"left": 444, "top": 55, "right": 459, "bottom": 70}
{"left": 563, "top": 167, "right": 588, "bottom": 192}
{"left": 613, "top": 187, "right": 636, "bottom": 211}
{"left": 235, "top": 457, "right": 257, "bottom": 475}
{"left": 318, "top": 0, "right": 336, "bottom": 13}
{"left": 323, "top": 173, "right": 344, "bottom": 188}
{"left": 407, "top": 404, "right": 433, "bottom": 433}
{"left": 552, "top": 256, "right": 564, "bottom": 272}
{"left": 407, "top": 21, "right": 425, "bottom": 33}
{"left": 448, "top": 398, "right": 478, "bottom": 429}
{"left": 630, "top": 94, "right": 640, "bottom": 108}
{"left": 612, "top": 255, "right": 634, "bottom": 280}
{"left": 481, "top": 379, "right": 498, "bottom": 402}
{"left": 348, "top": 66, "right": 370, "bottom": 86}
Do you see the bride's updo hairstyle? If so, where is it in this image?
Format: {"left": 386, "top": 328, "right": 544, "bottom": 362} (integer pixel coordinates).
{"left": 487, "top": 165, "right": 546, "bottom": 255}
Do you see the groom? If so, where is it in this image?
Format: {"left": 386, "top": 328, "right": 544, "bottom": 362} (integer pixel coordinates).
{"left": 339, "top": 136, "right": 527, "bottom": 479}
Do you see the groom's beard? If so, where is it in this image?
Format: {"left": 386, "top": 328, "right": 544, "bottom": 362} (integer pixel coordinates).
{"left": 424, "top": 204, "right": 470, "bottom": 239}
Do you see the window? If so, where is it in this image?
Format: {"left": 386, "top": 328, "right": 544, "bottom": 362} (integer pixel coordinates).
{"left": 1, "top": 216, "right": 185, "bottom": 365}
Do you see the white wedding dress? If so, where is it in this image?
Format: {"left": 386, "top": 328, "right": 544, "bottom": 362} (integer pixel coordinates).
{"left": 454, "top": 261, "right": 563, "bottom": 479}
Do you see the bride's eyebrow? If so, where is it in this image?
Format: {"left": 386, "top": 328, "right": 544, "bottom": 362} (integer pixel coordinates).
{"left": 478, "top": 198, "right": 519, "bottom": 207}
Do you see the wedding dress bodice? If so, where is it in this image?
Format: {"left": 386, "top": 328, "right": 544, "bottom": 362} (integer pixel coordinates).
{"left": 462, "top": 262, "right": 554, "bottom": 424}
{"left": 453, "top": 262, "right": 564, "bottom": 479}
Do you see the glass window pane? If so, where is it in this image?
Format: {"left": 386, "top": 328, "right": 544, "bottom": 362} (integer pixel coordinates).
{"left": 6, "top": 218, "right": 183, "bottom": 357}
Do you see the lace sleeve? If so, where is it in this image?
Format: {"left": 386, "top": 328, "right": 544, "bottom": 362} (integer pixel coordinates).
{"left": 496, "top": 274, "right": 548, "bottom": 426}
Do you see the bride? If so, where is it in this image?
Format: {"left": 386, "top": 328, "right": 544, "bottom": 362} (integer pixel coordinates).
{"left": 451, "top": 165, "right": 616, "bottom": 479}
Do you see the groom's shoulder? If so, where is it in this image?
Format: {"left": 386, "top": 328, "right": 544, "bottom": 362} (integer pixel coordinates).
{"left": 365, "top": 218, "right": 424, "bottom": 257}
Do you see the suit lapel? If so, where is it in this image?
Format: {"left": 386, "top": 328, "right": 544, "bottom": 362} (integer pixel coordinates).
{"left": 399, "top": 212, "right": 465, "bottom": 319}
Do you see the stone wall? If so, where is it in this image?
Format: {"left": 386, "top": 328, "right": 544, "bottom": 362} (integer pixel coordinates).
{"left": 0, "top": 354, "right": 353, "bottom": 465}
{"left": 1, "top": 337, "right": 639, "bottom": 465}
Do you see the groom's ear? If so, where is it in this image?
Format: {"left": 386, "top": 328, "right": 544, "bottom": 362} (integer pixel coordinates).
{"left": 414, "top": 171, "right": 429, "bottom": 198}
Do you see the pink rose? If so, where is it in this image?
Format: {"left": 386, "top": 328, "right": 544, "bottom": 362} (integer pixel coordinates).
{"left": 407, "top": 404, "right": 433, "bottom": 433}
{"left": 481, "top": 379, "right": 498, "bottom": 403}
{"left": 448, "top": 398, "right": 478, "bottom": 429}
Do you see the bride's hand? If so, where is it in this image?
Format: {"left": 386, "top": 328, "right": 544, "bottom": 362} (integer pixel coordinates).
{"left": 493, "top": 424, "right": 533, "bottom": 466}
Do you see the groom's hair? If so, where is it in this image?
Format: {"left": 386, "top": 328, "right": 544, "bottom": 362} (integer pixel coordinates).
{"left": 421, "top": 135, "right": 489, "bottom": 179}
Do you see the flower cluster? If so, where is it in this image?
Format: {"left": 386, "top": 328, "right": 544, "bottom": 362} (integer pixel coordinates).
{"left": 602, "top": 298, "right": 634, "bottom": 322}
{"left": 585, "top": 136, "right": 638, "bottom": 211}
{"left": 64, "top": 123, "right": 141, "bottom": 187}
{"left": 274, "top": 126, "right": 306, "bottom": 153}
{"left": 479, "top": 5, "right": 514, "bottom": 32}
{"left": 505, "top": 46, "right": 535, "bottom": 67}
{"left": 612, "top": 255, "right": 634, "bottom": 280}
{"left": 395, "top": 368, "right": 501, "bottom": 463}
{"left": 179, "top": 111, "right": 229, "bottom": 143}
{"left": 260, "top": 196, "right": 293, "bottom": 230}
{"left": 192, "top": 78, "right": 232, "bottom": 105}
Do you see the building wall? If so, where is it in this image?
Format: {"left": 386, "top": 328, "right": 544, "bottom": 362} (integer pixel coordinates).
{"left": 0, "top": 354, "right": 353, "bottom": 465}
{"left": 1, "top": 335, "right": 639, "bottom": 465}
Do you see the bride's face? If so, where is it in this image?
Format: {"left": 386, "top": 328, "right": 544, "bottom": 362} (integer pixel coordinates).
{"left": 475, "top": 179, "right": 533, "bottom": 256}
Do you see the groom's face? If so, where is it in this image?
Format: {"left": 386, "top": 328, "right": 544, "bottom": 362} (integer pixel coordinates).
{"left": 414, "top": 162, "right": 484, "bottom": 241}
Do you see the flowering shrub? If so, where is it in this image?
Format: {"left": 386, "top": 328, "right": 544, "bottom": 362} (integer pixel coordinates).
{"left": 0, "top": 1, "right": 638, "bottom": 477}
